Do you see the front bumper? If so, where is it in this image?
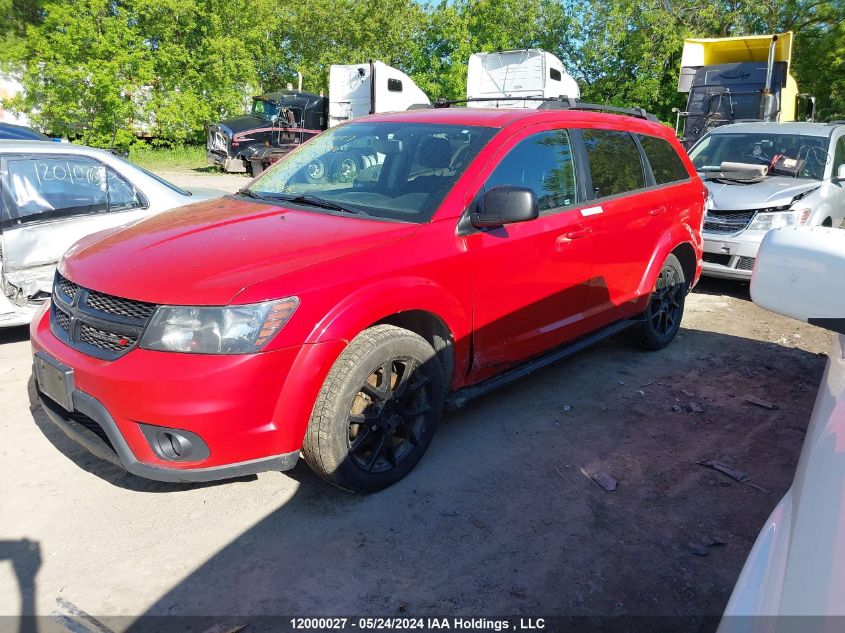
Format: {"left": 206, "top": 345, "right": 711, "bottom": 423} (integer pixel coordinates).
{"left": 206, "top": 150, "right": 246, "bottom": 173}
{"left": 38, "top": 389, "right": 298, "bottom": 482}
{"left": 30, "top": 303, "right": 304, "bottom": 481}
{"left": 701, "top": 232, "right": 765, "bottom": 280}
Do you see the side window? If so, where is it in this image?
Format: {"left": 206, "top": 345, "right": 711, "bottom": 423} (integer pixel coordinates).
{"left": 387, "top": 78, "right": 403, "bottom": 92}
{"left": 582, "top": 129, "right": 645, "bottom": 199}
{"left": 107, "top": 168, "right": 144, "bottom": 211}
{"left": 2, "top": 156, "right": 143, "bottom": 227}
{"left": 483, "top": 129, "right": 577, "bottom": 212}
{"left": 638, "top": 134, "right": 690, "bottom": 184}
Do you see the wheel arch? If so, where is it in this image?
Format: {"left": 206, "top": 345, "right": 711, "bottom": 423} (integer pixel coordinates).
{"left": 373, "top": 310, "right": 456, "bottom": 391}
{"left": 670, "top": 241, "right": 697, "bottom": 288}
{"left": 270, "top": 278, "right": 470, "bottom": 452}
{"left": 637, "top": 224, "right": 701, "bottom": 298}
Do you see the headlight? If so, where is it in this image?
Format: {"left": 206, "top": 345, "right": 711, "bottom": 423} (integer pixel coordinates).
{"left": 140, "top": 297, "right": 299, "bottom": 354}
{"left": 747, "top": 208, "right": 810, "bottom": 232}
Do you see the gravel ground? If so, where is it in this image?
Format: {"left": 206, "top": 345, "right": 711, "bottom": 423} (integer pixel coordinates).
{"left": 0, "top": 168, "right": 833, "bottom": 629}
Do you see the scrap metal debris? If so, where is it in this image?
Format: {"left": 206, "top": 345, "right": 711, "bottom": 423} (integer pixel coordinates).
{"left": 581, "top": 467, "right": 618, "bottom": 492}
{"left": 744, "top": 395, "right": 779, "bottom": 410}
{"left": 50, "top": 597, "right": 114, "bottom": 633}
{"left": 688, "top": 539, "right": 727, "bottom": 556}
{"left": 697, "top": 459, "right": 769, "bottom": 492}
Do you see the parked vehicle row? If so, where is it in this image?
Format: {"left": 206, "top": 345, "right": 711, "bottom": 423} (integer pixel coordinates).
{"left": 209, "top": 48, "right": 580, "bottom": 176}
{"left": 29, "top": 103, "right": 704, "bottom": 492}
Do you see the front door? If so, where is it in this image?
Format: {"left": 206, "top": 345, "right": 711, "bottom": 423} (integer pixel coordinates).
{"left": 464, "top": 127, "right": 598, "bottom": 381}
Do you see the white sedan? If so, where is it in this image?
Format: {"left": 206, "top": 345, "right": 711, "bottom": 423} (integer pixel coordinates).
{"left": 719, "top": 225, "right": 845, "bottom": 629}
{"left": 0, "top": 140, "right": 221, "bottom": 327}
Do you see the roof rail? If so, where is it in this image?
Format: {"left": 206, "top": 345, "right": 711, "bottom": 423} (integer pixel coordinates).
{"left": 825, "top": 119, "right": 845, "bottom": 125}
{"left": 433, "top": 96, "right": 660, "bottom": 122}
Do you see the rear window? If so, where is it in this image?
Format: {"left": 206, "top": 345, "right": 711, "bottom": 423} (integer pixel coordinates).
{"left": 638, "top": 135, "right": 690, "bottom": 184}
{"left": 582, "top": 129, "right": 645, "bottom": 199}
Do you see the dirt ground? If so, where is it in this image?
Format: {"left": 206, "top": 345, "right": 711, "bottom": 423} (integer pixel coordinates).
{"left": 0, "top": 168, "right": 834, "bottom": 628}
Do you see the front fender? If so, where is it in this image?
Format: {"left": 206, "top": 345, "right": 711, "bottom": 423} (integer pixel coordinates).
{"left": 306, "top": 275, "right": 471, "bottom": 355}
{"left": 269, "top": 277, "right": 472, "bottom": 450}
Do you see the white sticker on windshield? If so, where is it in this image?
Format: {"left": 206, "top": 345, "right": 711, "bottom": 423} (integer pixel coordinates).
{"left": 581, "top": 206, "right": 604, "bottom": 217}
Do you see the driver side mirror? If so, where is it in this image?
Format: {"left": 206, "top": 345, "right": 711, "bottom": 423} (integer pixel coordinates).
{"left": 833, "top": 164, "right": 845, "bottom": 184}
{"left": 471, "top": 186, "right": 538, "bottom": 228}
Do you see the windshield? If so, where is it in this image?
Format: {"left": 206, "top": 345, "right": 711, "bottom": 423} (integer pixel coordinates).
{"left": 689, "top": 132, "right": 831, "bottom": 180}
{"left": 251, "top": 99, "right": 280, "bottom": 121}
{"left": 244, "top": 121, "right": 498, "bottom": 223}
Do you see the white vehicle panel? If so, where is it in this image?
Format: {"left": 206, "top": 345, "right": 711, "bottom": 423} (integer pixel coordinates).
{"left": 466, "top": 49, "right": 580, "bottom": 108}
{"left": 328, "top": 62, "right": 429, "bottom": 128}
{"left": 719, "top": 226, "right": 845, "bottom": 628}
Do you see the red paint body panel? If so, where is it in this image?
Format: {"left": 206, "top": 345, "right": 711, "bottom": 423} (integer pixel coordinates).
{"left": 31, "top": 108, "right": 704, "bottom": 477}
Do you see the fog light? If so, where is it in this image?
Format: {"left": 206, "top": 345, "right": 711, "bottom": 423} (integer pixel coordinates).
{"left": 138, "top": 423, "right": 210, "bottom": 462}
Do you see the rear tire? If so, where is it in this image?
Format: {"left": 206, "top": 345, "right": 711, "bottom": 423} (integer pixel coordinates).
{"left": 302, "top": 325, "right": 444, "bottom": 493}
{"left": 631, "top": 253, "right": 687, "bottom": 350}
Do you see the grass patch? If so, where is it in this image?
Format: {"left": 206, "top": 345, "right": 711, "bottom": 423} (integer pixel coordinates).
{"left": 129, "top": 144, "right": 207, "bottom": 171}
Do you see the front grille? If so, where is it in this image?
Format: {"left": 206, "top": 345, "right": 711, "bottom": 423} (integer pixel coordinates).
{"left": 86, "top": 290, "right": 156, "bottom": 320}
{"left": 68, "top": 410, "right": 116, "bottom": 453}
{"left": 54, "top": 306, "right": 71, "bottom": 332}
{"left": 57, "top": 276, "right": 78, "bottom": 301}
{"left": 736, "top": 256, "right": 756, "bottom": 271}
{"left": 50, "top": 273, "right": 157, "bottom": 361}
{"left": 703, "top": 253, "right": 731, "bottom": 266}
{"left": 703, "top": 209, "right": 757, "bottom": 234}
{"left": 79, "top": 323, "right": 139, "bottom": 353}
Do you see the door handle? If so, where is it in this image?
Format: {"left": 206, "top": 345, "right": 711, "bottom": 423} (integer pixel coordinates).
{"left": 649, "top": 206, "right": 668, "bottom": 216}
{"left": 563, "top": 227, "right": 592, "bottom": 240}
{"left": 556, "top": 227, "right": 592, "bottom": 250}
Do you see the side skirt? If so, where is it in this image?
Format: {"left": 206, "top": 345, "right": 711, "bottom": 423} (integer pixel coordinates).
{"left": 445, "top": 318, "right": 639, "bottom": 410}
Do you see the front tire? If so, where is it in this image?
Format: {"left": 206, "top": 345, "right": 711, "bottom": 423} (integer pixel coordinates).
{"left": 302, "top": 325, "right": 444, "bottom": 493}
{"left": 631, "top": 253, "right": 686, "bottom": 350}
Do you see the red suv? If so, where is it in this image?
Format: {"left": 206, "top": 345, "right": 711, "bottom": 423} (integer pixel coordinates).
{"left": 30, "top": 103, "right": 704, "bottom": 492}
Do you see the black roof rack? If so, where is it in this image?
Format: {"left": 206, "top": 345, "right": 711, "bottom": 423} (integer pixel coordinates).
{"left": 432, "top": 96, "right": 659, "bottom": 122}
{"left": 825, "top": 120, "right": 845, "bottom": 125}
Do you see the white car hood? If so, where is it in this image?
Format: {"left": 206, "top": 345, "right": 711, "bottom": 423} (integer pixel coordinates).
{"left": 703, "top": 176, "right": 820, "bottom": 210}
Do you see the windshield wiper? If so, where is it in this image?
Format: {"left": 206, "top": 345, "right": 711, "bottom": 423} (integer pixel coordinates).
{"left": 237, "top": 190, "right": 364, "bottom": 215}
{"left": 237, "top": 188, "right": 270, "bottom": 200}
{"left": 285, "top": 194, "right": 363, "bottom": 215}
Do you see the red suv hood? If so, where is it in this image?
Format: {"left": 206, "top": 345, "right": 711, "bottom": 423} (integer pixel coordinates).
{"left": 60, "top": 196, "right": 418, "bottom": 305}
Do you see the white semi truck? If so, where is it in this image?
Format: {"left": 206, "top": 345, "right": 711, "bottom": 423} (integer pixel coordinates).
{"left": 466, "top": 49, "right": 580, "bottom": 108}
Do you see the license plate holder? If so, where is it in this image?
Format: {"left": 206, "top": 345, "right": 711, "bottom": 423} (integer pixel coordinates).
{"left": 34, "top": 351, "right": 75, "bottom": 412}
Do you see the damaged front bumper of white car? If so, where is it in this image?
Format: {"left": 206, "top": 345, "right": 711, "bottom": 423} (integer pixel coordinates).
{"left": 0, "top": 262, "right": 53, "bottom": 327}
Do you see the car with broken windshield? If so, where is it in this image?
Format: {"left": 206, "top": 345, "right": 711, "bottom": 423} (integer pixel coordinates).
{"left": 0, "top": 141, "right": 221, "bottom": 327}
{"left": 31, "top": 103, "right": 704, "bottom": 493}
{"left": 688, "top": 121, "right": 845, "bottom": 280}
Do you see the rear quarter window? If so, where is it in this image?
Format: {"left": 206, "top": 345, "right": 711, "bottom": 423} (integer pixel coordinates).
{"left": 638, "top": 134, "right": 690, "bottom": 184}
{"left": 582, "top": 129, "right": 645, "bottom": 199}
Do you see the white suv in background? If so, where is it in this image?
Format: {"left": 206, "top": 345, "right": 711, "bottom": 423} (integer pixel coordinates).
{"left": 688, "top": 122, "right": 845, "bottom": 280}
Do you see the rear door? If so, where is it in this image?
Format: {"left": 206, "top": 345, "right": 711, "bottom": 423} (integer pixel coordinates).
{"left": 576, "top": 128, "right": 669, "bottom": 326}
{"left": 465, "top": 125, "right": 598, "bottom": 380}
